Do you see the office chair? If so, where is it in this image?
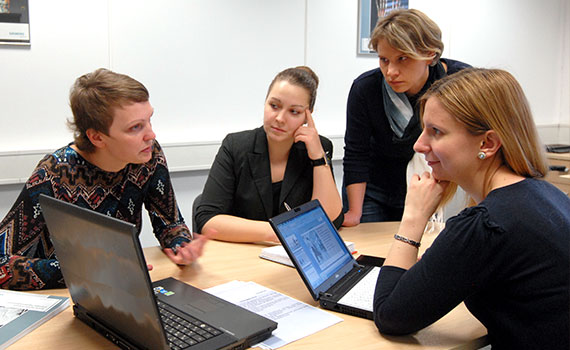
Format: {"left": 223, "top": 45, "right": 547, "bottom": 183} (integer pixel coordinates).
{"left": 191, "top": 193, "right": 202, "bottom": 234}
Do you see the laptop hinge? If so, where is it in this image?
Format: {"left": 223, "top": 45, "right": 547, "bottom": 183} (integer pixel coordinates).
{"left": 318, "top": 291, "right": 333, "bottom": 298}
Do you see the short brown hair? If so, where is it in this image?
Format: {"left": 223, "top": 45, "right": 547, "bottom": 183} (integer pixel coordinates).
{"left": 369, "top": 9, "right": 443, "bottom": 66}
{"left": 68, "top": 68, "right": 149, "bottom": 152}
{"left": 266, "top": 66, "right": 319, "bottom": 111}
{"left": 420, "top": 68, "right": 548, "bottom": 201}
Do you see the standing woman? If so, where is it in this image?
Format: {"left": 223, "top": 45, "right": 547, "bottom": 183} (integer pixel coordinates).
{"left": 194, "top": 66, "right": 343, "bottom": 243}
{"left": 342, "top": 9, "right": 470, "bottom": 226}
{"left": 374, "top": 68, "right": 570, "bottom": 349}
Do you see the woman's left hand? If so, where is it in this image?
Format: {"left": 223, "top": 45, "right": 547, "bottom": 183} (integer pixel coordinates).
{"left": 163, "top": 230, "right": 211, "bottom": 265}
{"left": 294, "top": 110, "right": 325, "bottom": 160}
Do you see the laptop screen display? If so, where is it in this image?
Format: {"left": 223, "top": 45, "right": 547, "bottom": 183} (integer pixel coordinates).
{"left": 274, "top": 202, "right": 354, "bottom": 295}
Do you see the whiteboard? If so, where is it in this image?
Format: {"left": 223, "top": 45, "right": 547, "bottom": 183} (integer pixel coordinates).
{"left": 108, "top": 0, "right": 306, "bottom": 144}
{"left": 0, "top": 0, "right": 306, "bottom": 152}
{"left": 0, "top": 0, "right": 568, "bottom": 156}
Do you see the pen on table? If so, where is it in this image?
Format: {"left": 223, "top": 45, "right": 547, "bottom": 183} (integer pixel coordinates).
{"left": 284, "top": 202, "right": 292, "bottom": 211}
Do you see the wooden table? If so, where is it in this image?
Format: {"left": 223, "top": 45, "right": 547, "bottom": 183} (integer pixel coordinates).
{"left": 9, "top": 222, "right": 488, "bottom": 349}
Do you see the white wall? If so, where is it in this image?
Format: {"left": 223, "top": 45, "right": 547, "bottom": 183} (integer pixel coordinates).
{"left": 108, "top": 0, "right": 306, "bottom": 144}
{"left": 0, "top": 1, "right": 109, "bottom": 152}
{"left": 1, "top": 0, "right": 569, "bottom": 247}
{"left": 0, "top": 0, "right": 568, "bottom": 152}
{"left": 559, "top": 0, "right": 570, "bottom": 142}
{"left": 306, "top": 0, "right": 570, "bottom": 139}
{"left": 0, "top": 0, "right": 307, "bottom": 152}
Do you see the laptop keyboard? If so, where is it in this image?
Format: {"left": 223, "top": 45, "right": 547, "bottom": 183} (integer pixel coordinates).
{"left": 157, "top": 300, "right": 223, "bottom": 349}
{"left": 337, "top": 266, "right": 381, "bottom": 312}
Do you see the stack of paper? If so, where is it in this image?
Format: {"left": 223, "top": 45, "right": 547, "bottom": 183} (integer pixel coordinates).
{"left": 260, "top": 242, "right": 355, "bottom": 267}
{"left": 206, "top": 281, "right": 342, "bottom": 349}
{"left": 0, "top": 290, "right": 70, "bottom": 349}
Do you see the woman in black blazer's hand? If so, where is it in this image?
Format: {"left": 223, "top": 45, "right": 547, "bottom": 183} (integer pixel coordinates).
{"left": 194, "top": 66, "right": 343, "bottom": 243}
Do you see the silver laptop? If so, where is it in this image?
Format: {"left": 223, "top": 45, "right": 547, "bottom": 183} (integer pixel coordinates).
{"left": 39, "top": 194, "right": 277, "bottom": 350}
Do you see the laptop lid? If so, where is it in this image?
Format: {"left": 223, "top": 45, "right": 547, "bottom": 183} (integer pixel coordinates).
{"left": 269, "top": 200, "right": 357, "bottom": 301}
{"left": 39, "top": 194, "right": 171, "bottom": 350}
{"left": 40, "top": 195, "right": 276, "bottom": 350}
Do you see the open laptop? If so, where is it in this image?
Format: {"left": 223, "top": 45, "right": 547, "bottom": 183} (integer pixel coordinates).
{"left": 39, "top": 194, "right": 277, "bottom": 350}
{"left": 269, "top": 200, "right": 384, "bottom": 320}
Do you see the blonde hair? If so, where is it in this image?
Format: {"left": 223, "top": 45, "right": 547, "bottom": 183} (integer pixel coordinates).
{"left": 420, "top": 68, "right": 548, "bottom": 202}
{"left": 369, "top": 9, "right": 443, "bottom": 66}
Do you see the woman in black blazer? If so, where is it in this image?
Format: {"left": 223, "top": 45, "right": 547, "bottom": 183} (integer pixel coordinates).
{"left": 194, "top": 66, "right": 343, "bottom": 242}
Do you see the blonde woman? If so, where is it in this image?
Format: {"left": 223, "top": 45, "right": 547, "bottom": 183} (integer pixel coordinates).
{"left": 343, "top": 9, "right": 470, "bottom": 226}
{"left": 373, "top": 68, "right": 570, "bottom": 349}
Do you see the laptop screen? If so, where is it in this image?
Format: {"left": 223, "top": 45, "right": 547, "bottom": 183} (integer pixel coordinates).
{"left": 270, "top": 200, "right": 355, "bottom": 300}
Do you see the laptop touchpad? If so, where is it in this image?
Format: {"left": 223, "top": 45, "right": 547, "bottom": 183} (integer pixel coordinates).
{"left": 185, "top": 298, "right": 224, "bottom": 313}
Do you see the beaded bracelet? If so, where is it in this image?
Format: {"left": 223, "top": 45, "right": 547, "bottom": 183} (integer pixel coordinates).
{"left": 394, "top": 234, "right": 421, "bottom": 248}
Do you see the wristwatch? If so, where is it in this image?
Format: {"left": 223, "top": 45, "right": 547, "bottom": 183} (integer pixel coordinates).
{"left": 310, "top": 154, "right": 330, "bottom": 167}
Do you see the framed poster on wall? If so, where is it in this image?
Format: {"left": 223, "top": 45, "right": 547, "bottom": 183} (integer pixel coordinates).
{"left": 358, "top": 0, "right": 408, "bottom": 56}
{"left": 0, "top": 0, "right": 30, "bottom": 45}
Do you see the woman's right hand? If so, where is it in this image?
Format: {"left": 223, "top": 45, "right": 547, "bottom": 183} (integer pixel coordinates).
{"left": 294, "top": 109, "right": 325, "bottom": 160}
{"left": 403, "top": 172, "right": 447, "bottom": 223}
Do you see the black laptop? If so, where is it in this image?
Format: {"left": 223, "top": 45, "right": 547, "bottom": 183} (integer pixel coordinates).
{"left": 39, "top": 194, "right": 277, "bottom": 350}
{"left": 269, "top": 200, "right": 384, "bottom": 320}
{"left": 546, "top": 144, "right": 570, "bottom": 153}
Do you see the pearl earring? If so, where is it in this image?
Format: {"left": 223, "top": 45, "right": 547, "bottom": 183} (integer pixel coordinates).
{"left": 477, "top": 151, "right": 486, "bottom": 160}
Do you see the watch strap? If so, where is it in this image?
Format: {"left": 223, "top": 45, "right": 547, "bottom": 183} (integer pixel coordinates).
{"left": 310, "top": 155, "right": 329, "bottom": 167}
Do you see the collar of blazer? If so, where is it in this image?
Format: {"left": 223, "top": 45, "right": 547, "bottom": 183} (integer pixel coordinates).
{"left": 248, "top": 127, "right": 308, "bottom": 218}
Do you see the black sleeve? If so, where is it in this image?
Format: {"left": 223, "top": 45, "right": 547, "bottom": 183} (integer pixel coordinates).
{"left": 194, "top": 135, "right": 237, "bottom": 233}
{"left": 373, "top": 208, "right": 498, "bottom": 334}
{"left": 441, "top": 58, "right": 472, "bottom": 75}
{"left": 343, "top": 79, "right": 374, "bottom": 186}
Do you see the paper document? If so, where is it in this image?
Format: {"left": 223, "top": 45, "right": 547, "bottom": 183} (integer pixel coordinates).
{"left": 0, "top": 290, "right": 60, "bottom": 313}
{"left": 260, "top": 241, "right": 355, "bottom": 267}
{"left": 0, "top": 290, "right": 69, "bottom": 349}
{"left": 206, "top": 281, "right": 342, "bottom": 349}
